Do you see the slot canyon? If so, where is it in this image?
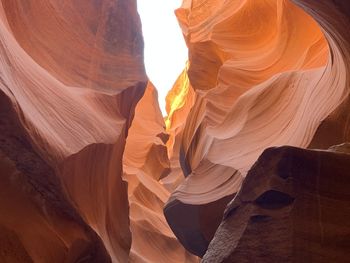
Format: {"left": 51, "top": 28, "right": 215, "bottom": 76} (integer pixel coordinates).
{"left": 0, "top": 0, "right": 350, "bottom": 262}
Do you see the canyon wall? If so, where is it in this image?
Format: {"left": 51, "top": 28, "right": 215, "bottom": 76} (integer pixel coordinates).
{"left": 123, "top": 82, "right": 197, "bottom": 263}
{"left": 203, "top": 144, "right": 350, "bottom": 263}
{"left": 0, "top": 0, "right": 195, "bottom": 262}
{"left": 165, "top": 0, "right": 350, "bottom": 258}
{"left": 1, "top": 0, "right": 350, "bottom": 262}
{"left": 0, "top": 0, "right": 146, "bottom": 262}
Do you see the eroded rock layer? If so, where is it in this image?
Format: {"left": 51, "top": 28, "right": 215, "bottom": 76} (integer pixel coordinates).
{"left": 164, "top": 0, "right": 350, "bottom": 257}
{"left": 1, "top": 0, "right": 350, "bottom": 262}
{"left": 203, "top": 145, "right": 350, "bottom": 263}
{"left": 0, "top": 0, "right": 146, "bottom": 262}
{"left": 123, "top": 82, "right": 197, "bottom": 263}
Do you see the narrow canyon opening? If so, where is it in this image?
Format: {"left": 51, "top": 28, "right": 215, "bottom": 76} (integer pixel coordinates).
{"left": 136, "top": 0, "right": 188, "bottom": 116}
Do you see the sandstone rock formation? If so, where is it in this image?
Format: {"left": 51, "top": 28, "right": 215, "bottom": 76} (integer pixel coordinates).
{"left": 164, "top": 0, "right": 350, "bottom": 258}
{"left": 203, "top": 145, "right": 350, "bottom": 263}
{"left": 0, "top": 0, "right": 146, "bottom": 262}
{"left": 0, "top": 0, "right": 196, "bottom": 261}
{"left": 163, "top": 64, "right": 196, "bottom": 192}
{"left": 123, "top": 82, "right": 197, "bottom": 263}
{"left": 1, "top": 0, "right": 350, "bottom": 262}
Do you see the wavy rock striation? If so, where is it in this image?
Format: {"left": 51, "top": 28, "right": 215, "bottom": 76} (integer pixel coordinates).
{"left": 123, "top": 82, "right": 197, "bottom": 263}
{"left": 0, "top": 0, "right": 146, "bottom": 262}
{"left": 1, "top": 0, "right": 350, "bottom": 262}
{"left": 200, "top": 0, "right": 350, "bottom": 261}
{"left": 164, "top": 0, "right": 350, "bottom": 257}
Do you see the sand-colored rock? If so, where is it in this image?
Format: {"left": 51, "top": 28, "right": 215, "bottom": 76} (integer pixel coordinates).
{"left": 1, "top": 0, "right": 350, "bottom": 262}
{"left": 164, "top": 0, "right": 350, "bottom": 257}
{"left": 203, "top": 145, "right": 350, "bottom": 262}
{"left": 199, "top": 1, "right": 350, "bottom": 260}
{"left": 176, "top": 0, "right": 333, "bottom": 179}
{"left": 124, "top": 82, "right": 197, "bottom": 263}
{"left": 163, "top": 64, "right": 196, "bottom": 192}
{"left": 0, "top": 95, "right": 111, "bottom": 262}
{"left": 0, "top": 0, "right": 146, "bottom": 262}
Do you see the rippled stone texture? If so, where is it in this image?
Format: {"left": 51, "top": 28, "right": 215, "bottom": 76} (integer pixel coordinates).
{"left": 0, "top": 0, "right": 146, "bottom": 262}
{"left": 123, "top": 82, "right": 197, "bottom": 263}
{"left": 203, "top": 145, "right": 350, "bottom": 263}
{"left": 1, "top": 0, "right": 350, "bottom": 262}
{"left": 164, "top": 0, "right": 350, "bottom": 258}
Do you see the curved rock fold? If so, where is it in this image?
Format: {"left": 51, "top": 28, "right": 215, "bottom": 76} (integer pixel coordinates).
{"left": 1, "top": 0, "right": 350, "bottom": 262}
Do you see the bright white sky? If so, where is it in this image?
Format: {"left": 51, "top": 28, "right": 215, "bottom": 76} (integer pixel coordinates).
{"left": 137, "top": 0, "right": 188, "bottom": 116}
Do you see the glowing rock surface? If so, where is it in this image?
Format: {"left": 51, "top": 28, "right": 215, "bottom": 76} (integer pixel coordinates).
{"left": 1, "top": 0, "right": 350, "bottom": 262}
{"left": 164, "top": 0, "right": 350, "bottom": 257}
{"left": 124, "top": 82, "right": 197, "bottom": 262}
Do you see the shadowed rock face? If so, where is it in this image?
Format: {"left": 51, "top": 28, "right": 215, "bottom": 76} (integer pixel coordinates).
{"left": 0, "top": 0, "right": 146, "bottom": 262}
{"left": 0, "top": 93, "right": 112, "bottom": 263}
{"left": 203, "top": 146, "right": 350, "bottom": 263}
{"left": 164, "top": 160, "right": 240, "bottom": 257}
{"left": 164, "top": 195, "right": 234, "bottom": 257}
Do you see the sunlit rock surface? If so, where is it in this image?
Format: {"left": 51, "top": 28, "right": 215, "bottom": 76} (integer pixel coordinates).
{"left": 123, "top": 82, "right": 197, "bottom": 263}
{"left": 163, "top": 65, "right": 196, "bottom": 192}
{"left": 1, "top": 0, "right": 350, "bottom": 262}
{"left": 164, "top": 0, "right": 350, "bottom": 258}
